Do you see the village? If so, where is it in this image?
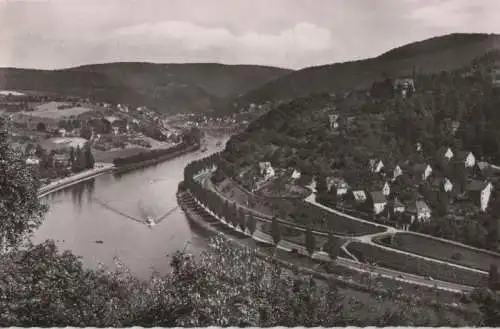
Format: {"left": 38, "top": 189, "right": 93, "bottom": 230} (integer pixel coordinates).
{"left": 0, "top": 92, "right": 183, "bottom": 183}
{"left": 233, "top": 77, "right": 500, "bottom": 243}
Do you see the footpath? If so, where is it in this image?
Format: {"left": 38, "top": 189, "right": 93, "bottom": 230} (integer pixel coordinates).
{"left": 37, "top": 163, "right": 115, "bottom": 198}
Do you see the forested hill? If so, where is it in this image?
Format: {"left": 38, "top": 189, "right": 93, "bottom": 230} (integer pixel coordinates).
{"left": 239, "top": 33, "right": 500, "bottom": 105}
{"left": 0, "top": 63, "right": 291, "bottom": 114}
{"left": 220, "top": 49, "right": 500, "bottom": 182}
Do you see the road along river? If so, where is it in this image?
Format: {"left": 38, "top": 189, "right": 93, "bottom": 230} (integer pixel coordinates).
{"left": 33, "top": 135, "right": 229, "bottom": 279}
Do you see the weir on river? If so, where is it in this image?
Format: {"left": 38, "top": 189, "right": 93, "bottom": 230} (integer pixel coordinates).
{"left": 92, "top": 197, "right": 179, "bottom": 226}
{"left": 33, "top": 135, "right": 230, "bottom": 279}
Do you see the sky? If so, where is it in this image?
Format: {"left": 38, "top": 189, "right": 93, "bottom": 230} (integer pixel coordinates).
{"left": 0, "top": 0, "right": 499, "bottom": 70}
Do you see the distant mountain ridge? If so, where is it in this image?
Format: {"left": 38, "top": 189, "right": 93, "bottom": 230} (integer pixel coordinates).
{"left": 3, "top": 33, "right": 500, "bottom": 114}
{"left": 0, "top": 62, "right": 292, "bottom": 114}
{"left": 239, "top": 33, "right": 500, "bottom": 104}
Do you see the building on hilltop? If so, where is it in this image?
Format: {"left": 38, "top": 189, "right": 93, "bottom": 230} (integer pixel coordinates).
{"left": 393, "top": 77, "right": 416, "bottom": 97}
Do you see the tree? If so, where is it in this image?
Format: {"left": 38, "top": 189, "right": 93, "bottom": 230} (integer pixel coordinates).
{"left": 83, "top": 142, "right": 95, "bottom": 169}
{"left": 69, "top": 147, "right": 75, "bottom": 165}
{"left": 324, "top": 234, "right": 342, "bottom": 261}
{"left": 489, "top": 264, "right": 500, "bottom": 291}
{"left": 0, "top": 121, "right": 47, "bottom": 252}
{"left": 36, "top": 122, "right": 46, "bottom": 132}
{"left": 80, "top": 126, "right": 92, "bottom": 140}
{"left": 71, "top": 146, "right": 85, "bottom": 173}
{"left": 305, "top": 226, "right": 316, "bottom": 256}
{"left": 237, "top": 208, "right": 246, "bottom": 232}
{"left": 271, "top": 216, "right": 282, "bottom": 253}
{"left": 247, "top": 214, "right": 257, "bottom": 236}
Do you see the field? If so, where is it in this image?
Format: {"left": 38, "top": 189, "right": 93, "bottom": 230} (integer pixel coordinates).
{"left": 215, "top": 177, "right": 385, "bottom": 236}
{"left": 376, "top": 232, "right": 500, "bottom": 272}
{"left": 346, "top": 241, "right": 488, "bottom": 287}
{"left": 293, "top": 202, "right": 386, "bottom": 236}
{"left": 24, "top": 101, "right": 93, "bottom": 118}
{"left": 37, "top": 137, "right": 88, "bottom": 152}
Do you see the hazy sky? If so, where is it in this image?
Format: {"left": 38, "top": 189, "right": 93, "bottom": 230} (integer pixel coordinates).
{"left": 0, "top": 0, "right": 499, "bottom": 70}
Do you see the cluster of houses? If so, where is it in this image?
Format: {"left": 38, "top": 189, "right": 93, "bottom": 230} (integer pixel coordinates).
{"left": 254, "top": 144, "right": 496, "bottom": 231}
{"left": 324, "top": 146, "right": 495, "bottom": 229}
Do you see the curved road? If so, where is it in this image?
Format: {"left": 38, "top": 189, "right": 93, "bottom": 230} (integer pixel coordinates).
{"left": 196, "top": 170, "right": 478, "bottom": 292}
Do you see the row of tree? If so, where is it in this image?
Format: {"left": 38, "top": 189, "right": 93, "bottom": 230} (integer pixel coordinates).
{"left": 183, "top": 154, "right": 342, "bottom": 260}
{"left": 69, "top": 143, "right": 95, "bottom": 173}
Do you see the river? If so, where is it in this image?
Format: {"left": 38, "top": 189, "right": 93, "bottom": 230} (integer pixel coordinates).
{"left": 34, "top": 135, "right": 229, "bottom": 279}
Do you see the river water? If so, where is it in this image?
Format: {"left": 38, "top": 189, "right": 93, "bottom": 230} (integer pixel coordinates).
{"left": 34, "top": 135, "right": 229, "bottom": 279}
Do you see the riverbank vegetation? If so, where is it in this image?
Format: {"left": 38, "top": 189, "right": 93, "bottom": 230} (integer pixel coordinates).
{"left": 113, "top": 127, "right": 201, "bottom": 167}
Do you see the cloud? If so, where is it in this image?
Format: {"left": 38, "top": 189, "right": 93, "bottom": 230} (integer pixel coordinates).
{"left": 112, "top": 21, "right": 332, "bottom": 53}
{"left": 405, "top": 0, "right": 500, "bottom": 30}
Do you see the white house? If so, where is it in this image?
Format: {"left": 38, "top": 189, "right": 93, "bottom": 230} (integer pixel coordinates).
{"left": 259, "top": 162, "right": 275, "bottom": 181}
{"left": 370, "top": 191, "right": 387, "bottom": 215}
{"left": 25, "top": 157, "right": 40, "bottom": 165}
{"left": 112, "top": 126, "right": 120, "bottom": 135}
{"left": 455, "top": 151, "right": 476, "bottom": 168}
{"left": 291, "top": 169, "right": 301, "bottom": 179}
{"left": 369, "top": 159, "right": 384, "bottom": 173}
{"left": 57, "top": 128, "right": 67, "bottom": 137}
{"left": 413, "top": 164, "right": 433, "bottom": 181}
{"left": 443, "top": 178, "right": 453, "bottom": 192}
{"left": 437, "top": 147, "right": 454, "bottom": 161}
{"left": 392, "top": 165, "right": 403, "bottom": 181}
{"left": 382, "top": 182, "right": 391, "bottom": 196}
{"left": 416, "top": 142, "right": 422, "bottom": 152}
{"left": 352, "top": 190, "right": 367, "bottom": 203}
{"left": 466, "top": 180, "right": 493, "bottom": 212}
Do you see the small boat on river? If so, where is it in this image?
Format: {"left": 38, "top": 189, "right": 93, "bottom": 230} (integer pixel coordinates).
{"left": 146, "top": 216, "right": 156, "bottom": 227}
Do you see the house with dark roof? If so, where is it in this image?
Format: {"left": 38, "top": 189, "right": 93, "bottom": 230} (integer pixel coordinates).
{"left": 391, "top": 197, "right": 405, "bottom": 213}
{"left": 413, "top": 163, "right": 432, "bottom": 181}
{"left": 475, "top": 162, "right": 495, "bottom": 179}
{"left": 466, "top": 180, "right": 493, "bottom": 212}
{"left": 406, "top": 200, "right": 431, "bottom": 222}
{"left": 327, "top": 177, "right": 349, "bottom": 196}
{"left": 369, "top": 191, "right": 387, "bottom": 214}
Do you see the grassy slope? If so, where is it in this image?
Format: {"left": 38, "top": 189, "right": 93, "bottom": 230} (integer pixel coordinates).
{"left": 241, "top": 33, "right": 500, "bottom": 104}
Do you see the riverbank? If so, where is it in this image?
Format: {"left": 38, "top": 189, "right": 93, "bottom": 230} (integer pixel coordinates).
{"left": 38, "top": 163, "right": 115, "bottom": 198}
{"left": 113, "top": 143, "right": 200, "bottom": 173}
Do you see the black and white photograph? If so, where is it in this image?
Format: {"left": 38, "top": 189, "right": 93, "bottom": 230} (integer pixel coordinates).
{"left": 1, "top": 0, "right": 500, "bottom": 327}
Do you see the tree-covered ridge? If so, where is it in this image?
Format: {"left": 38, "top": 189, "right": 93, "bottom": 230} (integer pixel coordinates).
{"left": 223, "top": 50, "right": 500, "bottom": 179}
